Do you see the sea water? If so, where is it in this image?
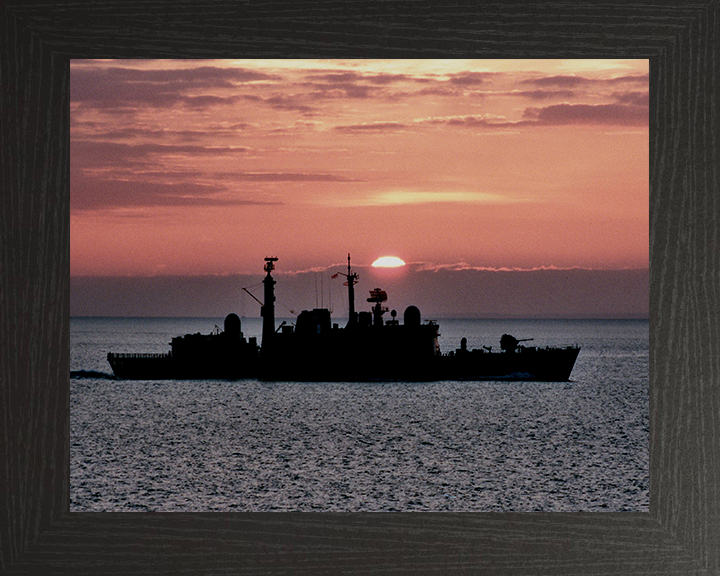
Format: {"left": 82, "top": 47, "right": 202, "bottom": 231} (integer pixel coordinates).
{"left": 70, "top": 317, "right": 648, "bottom": 512}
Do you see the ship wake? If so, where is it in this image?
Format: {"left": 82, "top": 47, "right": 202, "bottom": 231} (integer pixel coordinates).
{"left": 71, "top": 370, "right": 117, "bottom": 380}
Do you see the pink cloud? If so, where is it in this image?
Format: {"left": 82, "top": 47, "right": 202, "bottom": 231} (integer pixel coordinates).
{"left": 333, "top": 121, "right": 409, "bottom": 133}
{"left": 71, "top": 172, "right": 280, "bottom": 211}
{"left": 523, "top": 103, "right": 648, "bottom": 126}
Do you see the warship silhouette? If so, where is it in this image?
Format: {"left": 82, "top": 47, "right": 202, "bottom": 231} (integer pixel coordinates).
{"left": 108, "top": 256, "right": 580, "bottom": 381}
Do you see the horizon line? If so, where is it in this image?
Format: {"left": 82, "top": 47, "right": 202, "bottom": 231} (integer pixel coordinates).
{"left": 70, "top": 314, "right": 650, "bottom": 321}
{"left": 70, "top": 266, "right": 650, "bottom": 278}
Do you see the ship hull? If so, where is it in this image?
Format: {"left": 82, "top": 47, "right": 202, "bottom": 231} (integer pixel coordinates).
{"left": 107, "top": 353, "right": 174, "bottom": 380}
{"left": 108, "top": 346, "right": 580, "bottom": 382}
{"left": 107, "top": 352, "right": 259, "bottom": 380}
{"left": 436, "top": 346, "right": 581, "bottom": 382}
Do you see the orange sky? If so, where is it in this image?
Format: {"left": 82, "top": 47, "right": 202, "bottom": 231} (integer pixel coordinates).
{"left": 70, "top": 59, "right": 648, "bottom": 277}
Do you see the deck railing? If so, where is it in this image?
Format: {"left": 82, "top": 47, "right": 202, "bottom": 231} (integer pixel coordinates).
{"left": 107, "top": 352, "right": 170, "bottom": 360}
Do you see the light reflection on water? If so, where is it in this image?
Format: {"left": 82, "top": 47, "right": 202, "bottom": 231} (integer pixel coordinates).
{"left": 71, "top": 317, "right": 648, "bottom": 511}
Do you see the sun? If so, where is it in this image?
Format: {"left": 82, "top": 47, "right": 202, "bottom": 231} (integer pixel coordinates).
{"left": 372, "top": 256, "right": 406, "bottom": 268}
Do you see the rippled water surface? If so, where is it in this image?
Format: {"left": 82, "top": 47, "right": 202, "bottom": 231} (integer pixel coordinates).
{"left": 71, "top": 317, "right": 648, "bottom": 511}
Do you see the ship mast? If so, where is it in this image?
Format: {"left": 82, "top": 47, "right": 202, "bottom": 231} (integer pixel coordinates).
{"left": 331, "top": 253, "right": 359, "bottom": 327}
{"left": 347, "top": 252, "right": 358, "bottom": 324}
{"left": 261, "top": 257, "right": 277, "bottom": 348}
{"left": 345, "top": 253, "right": 359, "bottom": 326}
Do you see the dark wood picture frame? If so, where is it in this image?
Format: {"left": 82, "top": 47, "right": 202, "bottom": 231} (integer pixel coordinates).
{"left": 1, "top": 2, "right": 718, "bottom": 574}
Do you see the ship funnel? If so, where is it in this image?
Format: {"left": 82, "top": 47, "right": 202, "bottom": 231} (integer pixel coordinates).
{"left": 261, "top": 257, "right": 277, "bottom": 348}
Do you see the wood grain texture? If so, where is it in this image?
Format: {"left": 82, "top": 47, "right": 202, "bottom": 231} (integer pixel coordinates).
{"left": 1, "top": 1, "right": 717, "bottom": 574}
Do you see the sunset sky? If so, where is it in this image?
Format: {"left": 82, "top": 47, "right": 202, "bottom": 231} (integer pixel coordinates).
{"left": 70, "top": 59, "right": 648, "bottom": 317}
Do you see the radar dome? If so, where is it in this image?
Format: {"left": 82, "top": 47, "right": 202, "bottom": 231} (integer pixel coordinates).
{"left": 404, "top": 305, "right": 421, "bottom": 326}
{"left": 224, "top": 313, "right": 241, "bottom": 338}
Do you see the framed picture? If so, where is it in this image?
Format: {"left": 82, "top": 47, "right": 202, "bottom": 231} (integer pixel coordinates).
{"left": 2, "top": 2, "right": 717, "bottom": 574}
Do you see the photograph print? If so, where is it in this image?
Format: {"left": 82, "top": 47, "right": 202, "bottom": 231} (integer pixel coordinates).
{"left": 70, "top": 59, "right": 649, "bottom": 512}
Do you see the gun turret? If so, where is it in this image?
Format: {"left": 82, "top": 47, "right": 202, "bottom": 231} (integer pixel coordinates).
{"left": 500, "top": 334, "right": 534, "bottom": 352}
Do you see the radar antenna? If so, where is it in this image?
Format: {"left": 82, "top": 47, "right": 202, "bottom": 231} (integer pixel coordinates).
{"left": 367, "top": 287, "right": 388, "bottom": 326}
{"left": 264, "top": 256, "right": 278, "bottom": 273}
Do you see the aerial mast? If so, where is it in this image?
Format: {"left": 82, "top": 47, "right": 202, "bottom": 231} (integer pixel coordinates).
{"left": 331, "top": 253, "right": 359, "bottom": 327}
{"left": 346, "top": 253, "right": 359, "bottom": 326}
{"left": 347, "top": 252, "right": 358, "bottom": 324}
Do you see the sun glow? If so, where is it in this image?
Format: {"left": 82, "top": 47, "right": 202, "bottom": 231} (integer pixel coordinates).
{"left": 372, "top": 256, "right": 406, "bottom": 268}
